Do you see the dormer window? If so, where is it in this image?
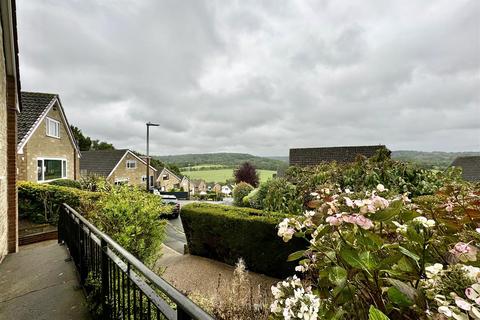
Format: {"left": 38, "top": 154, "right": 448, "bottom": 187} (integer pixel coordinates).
{"left": 126, "top": 160, "right": 137, "bottom": 169}
{"left": 46, "top": 117, "right": 60, "bottom": 138}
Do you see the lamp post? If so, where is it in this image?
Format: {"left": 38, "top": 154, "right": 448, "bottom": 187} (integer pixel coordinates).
{"left": 146, "top": 122, "right": 159, "bottom": 191}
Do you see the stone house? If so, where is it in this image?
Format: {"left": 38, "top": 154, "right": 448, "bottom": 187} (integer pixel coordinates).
{"left": 157, "top": 167, "right": 181, "bottom": 191}
{"left": 80, "top": 149, "right": 158, "bottom": 188}
{"left": 192, "top": 179, "right": 207, "bottom": 194}
{"left": 451, "top": 156, "right": 480, "bottom": 182}
{"left": 179, "top": 175, "right": 191, "bottom": 193}
{"left": 17, "top": 92, "right": 81, "bottom": 182}
{"left": 221, "top": 185, "right": 232, "bottom": 195}
{"left": 289, "top": 145, "right": 390, "bottom": 167}
{"left": 212, "top": 183, "right": 221, "bottom": 194}
{"left": 1, "top": 0, "right": 21, "bottom": 261}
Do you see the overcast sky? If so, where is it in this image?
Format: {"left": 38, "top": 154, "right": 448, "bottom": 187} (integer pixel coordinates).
{"left": 17, "top": 0, "right": 480, "bottom": 156}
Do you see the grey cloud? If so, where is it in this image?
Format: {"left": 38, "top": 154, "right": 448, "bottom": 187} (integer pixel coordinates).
{"left": 17, "top": 0, "right": 480, "bottom": 155}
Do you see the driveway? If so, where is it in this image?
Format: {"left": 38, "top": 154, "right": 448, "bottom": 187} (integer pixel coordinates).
{"left": 164, "top": 199, "right": 233, "bottom": 254}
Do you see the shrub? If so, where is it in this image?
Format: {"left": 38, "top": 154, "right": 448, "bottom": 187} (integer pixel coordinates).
{"left": 48, "top": 179, "right": 82, "bottom": 189}
{"left": 246, "top": 182, "right": 269, "bottom": 209}
{"left": 180, "top": 203, "right": 306, "bottom": 278}
{"left": 233, "top": 182, "right": 254, "bottom": 207}
{"left": 270, "top": 182, "right": 480, "bottom": 319}
{"left": 87, "top": 185, "right": 169, "bottom": 265}
{"left": 234, "top": 162, "right": 260, "bottom": 187}
{"left": 263, "top": 178, "right": 303, "bottom": 215}
{"left": 18, "top": 181, "right": 100, "bottom": 225}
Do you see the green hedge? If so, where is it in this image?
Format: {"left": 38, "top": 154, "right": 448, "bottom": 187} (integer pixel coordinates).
{"left": 47, "top": 179, "right": 82, "bottom": 189}
{"left": 18, "top": 181, "right": 100, "bottom": 225}
{"left": 180, "top": 203, "right": 307, "bottom": 278}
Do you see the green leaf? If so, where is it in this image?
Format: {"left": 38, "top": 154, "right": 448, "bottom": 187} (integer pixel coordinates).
{"left": 368, "top": 305, "right": 390, "bottom": 320}
{"left": 371, "top": 207, "right": 399, "bottom": 222}
{"left": 328, "top": 266, "right": 347, "bottom": 286}
{"left": 359, "top": 251, "right": 378, "bottom": 271}
{"left": 387, "top": 286, "right": 413, "bottom": 307}
{"left": 388, "top": 279, "right": 418, "bottom": 302}
{"left": 340, "top": 247, "right": 372, "bottom": 275}
{"left": 398, "top": 246, "right": 420, "bottom": 266}
{"left": 287, "top": 250, "right": 305, "bottom": 262}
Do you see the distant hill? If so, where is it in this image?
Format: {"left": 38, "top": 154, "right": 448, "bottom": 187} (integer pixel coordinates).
{"left": 154, "top": 153, "right": 286, "bottom": 171}
{"left": 391, "top": 151, "right": 480, "bottom": 168}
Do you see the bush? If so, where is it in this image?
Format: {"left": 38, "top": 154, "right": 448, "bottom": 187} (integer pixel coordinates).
{"left": 263, "top": 178, "right": 303, "bottom": 215}
{"left": 18, "top": 181, "right": 100, "bottom": 225}
{"left": 233, "top": 182, "right": 254, "bottom": 207}
{"left": 234, "top": 162, "right": 260, "bottom": 187}
{"left": 87, "top": 185, "right": 169, "bottom": 265}
{"left": 245, "top": 182, "right": 270, "bottom": 209}
{"left": 48, "top": 179, "right": 82, "bottom": 189}
{"left": 180, "top": 203, "right": 306, "bottom": 278}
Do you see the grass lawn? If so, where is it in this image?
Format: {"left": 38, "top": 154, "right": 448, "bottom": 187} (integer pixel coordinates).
{"left": 181, "top": 169, "right": 276, "bottom": 183}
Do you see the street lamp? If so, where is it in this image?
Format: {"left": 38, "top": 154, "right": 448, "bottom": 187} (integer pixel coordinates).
{"left": 146, "top": 122, "right": 159, "bottom": 191}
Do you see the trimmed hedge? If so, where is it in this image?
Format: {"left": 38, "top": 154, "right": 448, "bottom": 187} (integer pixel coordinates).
{"left": 180, "top": 203, "right": 307, "bottom": 278}
{"left": 47, "top": 179, "right": 82, "bottom": 189}
{"left": 18, "top": 181, "right": 100, "bottom": 225}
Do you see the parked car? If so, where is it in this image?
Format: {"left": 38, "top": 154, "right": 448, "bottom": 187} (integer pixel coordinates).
{"left": 160, "top": 194, "right": 180, "bottom": 218}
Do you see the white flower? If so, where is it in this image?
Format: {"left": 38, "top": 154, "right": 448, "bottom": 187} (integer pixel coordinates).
{"left": 393, "top": 221, "right": 407, "bottom": 234}
{"left": 438, "top": 306, "right": 453, "bottom": 317}
{"left": 376, "top": 184, "right": 386, "bottom": 192}
{"left": 295, "top": 265, "right": 306, "bottom": 273}
{"left": 413, "top": 216, "right": 436, "bottom": 228}
{"left": 345, "top": 188, "right": 352, "bottom": 194}
{"left": 455, "top": 297, "right": 472, "bottom": 311}
{"left": 344, "top": 197, "right": 354, "bottom": 208}
{"left": 425, "top": 263, "right": 443, "bottom": 278}
{"left": 463, "top": 266, "right": 480, "bottom": 281}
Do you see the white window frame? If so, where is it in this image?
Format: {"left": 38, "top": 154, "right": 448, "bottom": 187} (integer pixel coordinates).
{"left": 141, "top": 175, "right": 154, "bottom": 186}
{"left": 126, "top": 160, "right": 137, "bottom": 169}
{"left": 37, "top": 157, "right": 67, "bottom": 182}
{"left": 46, "top": 117, "right": 60, "bottom": 138}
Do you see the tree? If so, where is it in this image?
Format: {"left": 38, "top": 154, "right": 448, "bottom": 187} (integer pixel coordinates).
{"left": 70, "top": 125, "right": 92, "bottom": 151}
{"left": 234, "top": 161, "right": 259, "bottom": 187}
{"left": 91, "top": 140, "right": 115, "bottom": 150}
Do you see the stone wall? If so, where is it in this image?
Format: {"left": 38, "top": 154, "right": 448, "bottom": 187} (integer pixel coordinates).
{"left": 157, "top": 169, "right": 181, "bottom": 191}
{"left": 17, "top": 103, "right": 79, "bottom": 182}
{"left": 0, "top": 20, "right": 8, "bottom": 261}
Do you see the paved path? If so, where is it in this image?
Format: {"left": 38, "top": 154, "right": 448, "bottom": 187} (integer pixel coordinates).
{"left": 0, "top": 240, "right": 90, "bottom": 320}
{"left": 165, "top": 216, "right": 187, "bottom": 254}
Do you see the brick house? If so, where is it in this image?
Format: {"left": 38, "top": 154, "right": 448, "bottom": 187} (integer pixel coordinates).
{"left": 157, "top": 167, "right": 181, "bottom": 191}
{"left": 289, "top": 145, "right": 390, "bottom": 167}
{"left": 1, "top": 0, "right": 21, "bottom": 261}
{"left": 451, "top": 156, "right": 480, "bottom": 182}
{"left": 80, "top": 149, "right": 158, "bottom": 187}
{"left": 17, "top": 92, "right": 81, "bottom": 182}
{"left": 179, "top": 175, "right": 191, "bottom": 193}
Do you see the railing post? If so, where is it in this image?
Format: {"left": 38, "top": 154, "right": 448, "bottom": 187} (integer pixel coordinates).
{"left": 101, "top": 238, "right": 110, "bottom": 319}
{"left": 177, "top": 308, "right": 191, "bottom": 320}
{"left": 58, "top": 205, "right": 64, "bottom": 244}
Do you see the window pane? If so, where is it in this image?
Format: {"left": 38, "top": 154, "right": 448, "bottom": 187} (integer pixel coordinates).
{"left": 37, "top": 160, "right": 43, "bottom": 181}
{"left": 44, "top": 160, "right": 62, "bottom": 180}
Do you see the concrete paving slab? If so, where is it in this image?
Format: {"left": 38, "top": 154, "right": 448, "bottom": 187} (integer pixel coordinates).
{"left": 0, "top": 240, "right": 90, "bottom": 320}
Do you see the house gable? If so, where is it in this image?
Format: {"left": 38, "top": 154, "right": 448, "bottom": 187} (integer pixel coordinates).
{"left": 108, "top": 150, "right": 157, "bottom": 186}
{"left": 17, "top": 98, "right": 80, "bottom": 182}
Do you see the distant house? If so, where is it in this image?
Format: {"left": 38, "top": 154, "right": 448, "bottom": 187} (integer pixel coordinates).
{"left": 80, "top": 149, "right": 157, "bottom": 187}
{"left": 451, "top": 156, "right": 480, "bottom": 182}
{"left": 289, "top": 145, "right": 389, "bottom": 167}
{"left": 179, "top": 175, "right": 191, "bottom": 193}
{"left": 192, "top": 179, "right": 207, "bottom": 194}
{"left": 212, "top": 183, "right": 222, "bottom": 194}
{"left": 221, "top": 185, "right": 232, "bottom": 195}
{"left": 17, "top": 92, "right": 81, "bottom": 182}
{"left": 157, "top": 167, "right": 181, "bottom": 191}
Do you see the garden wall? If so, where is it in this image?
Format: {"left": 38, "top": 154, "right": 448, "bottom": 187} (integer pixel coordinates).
{"left": 180, "top": 203, "right": 306, "bottom": 278}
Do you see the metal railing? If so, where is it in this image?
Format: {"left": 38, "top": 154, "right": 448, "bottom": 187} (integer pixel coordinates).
{"left": 58, "top": 203, "right": 214, "bottom": 320}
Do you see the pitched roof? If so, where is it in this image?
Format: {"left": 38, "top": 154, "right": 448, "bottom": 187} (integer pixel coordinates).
{"left": 18, "top": 92, "right": 57, "bottom": 143}
{"left": 289, "top": 145, "right": 389, "bottom": 166}
{"left": 451, "top": 156, "right": 480, "bottom": 182}
{"left": 80, "top": 149, "right": 129, "bottom": 176}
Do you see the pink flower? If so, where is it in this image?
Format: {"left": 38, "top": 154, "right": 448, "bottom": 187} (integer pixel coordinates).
{"left": 450, "top": 242, "right": 478, "bottom": 262}
{"left": 354, "top": 215, "right": 373, "bottom": 230}
{"left": 326, "top": 215, "right": 343, "bottom": 226}
{"left": 445, "top": 201, "right": 454, "bottom": 212}
{"left": 344, "top": 197, "right": 354, "bottom": 208}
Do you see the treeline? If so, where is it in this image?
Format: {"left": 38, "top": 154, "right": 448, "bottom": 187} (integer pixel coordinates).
{"left": 391, "top": 150, "right": 480, "bottom": 168}
{"left": 155, "top": 152, "right": 286, "bottom": 171}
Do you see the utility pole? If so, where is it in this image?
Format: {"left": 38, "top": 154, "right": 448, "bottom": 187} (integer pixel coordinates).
{"left": 146, "top": 122, "right": 159, "bottom": 191}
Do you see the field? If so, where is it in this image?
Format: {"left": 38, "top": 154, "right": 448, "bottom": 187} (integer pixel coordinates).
{"left": 181, "top": 169, "right": 276, "bottom": 183}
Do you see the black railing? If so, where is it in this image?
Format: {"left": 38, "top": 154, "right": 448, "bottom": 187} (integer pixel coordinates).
{"left": 58, "top": 203, "right": 213, "bottom": 320}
